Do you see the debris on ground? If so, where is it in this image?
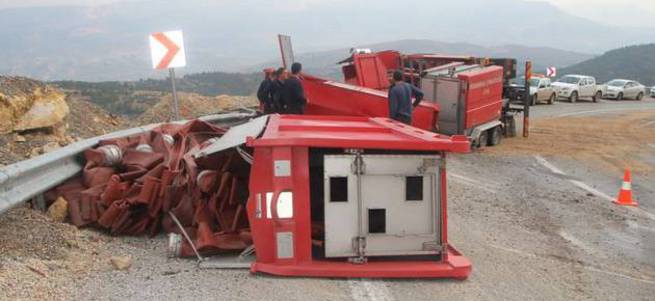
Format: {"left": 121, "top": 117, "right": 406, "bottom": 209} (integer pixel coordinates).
{"left": 110, "top": 256, "right": 132, "bottom": 271}
{"left": 46, "top": 197, "right": 69, "bottom": 223}
{"left": 47, "top": 119, "right": 250, "bottom": 258}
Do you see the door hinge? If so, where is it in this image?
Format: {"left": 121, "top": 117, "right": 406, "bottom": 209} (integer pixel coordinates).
{"left": 350, "top": 236, "right": 367, "bottom": 264}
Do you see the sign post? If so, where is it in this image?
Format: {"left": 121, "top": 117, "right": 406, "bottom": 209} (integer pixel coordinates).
{"left": 523, "top": 61, "right": 532, "bottom": 138}
{"left": 149, "top": 30, "right": 187, "bottom": 120}
{"left": 169, "top": 68, "right": 180, "bottom": 121}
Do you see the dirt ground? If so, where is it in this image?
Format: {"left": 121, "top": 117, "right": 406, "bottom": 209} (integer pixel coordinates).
{"left": 488, "top": 109, "right": 655, "bottom": 174}
{"left": 0, "top": 206, "right": 116, "bottom": 300}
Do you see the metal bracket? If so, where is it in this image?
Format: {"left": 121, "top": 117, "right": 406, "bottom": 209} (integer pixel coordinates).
{"left": 350, "top": 236, "right": 367, "bottom": 264}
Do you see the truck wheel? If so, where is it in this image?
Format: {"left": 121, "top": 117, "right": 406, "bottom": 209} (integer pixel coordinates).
{"left": 488, "top": 127, "right": 502, "bottom": 146}
{"left": 593, "top": 91, "right": 601, "bottom": 103}
{"left": 637, "top": 92, "right": 643, "bottom": 101}
{"left": 569, "top": 92, "right": 578, "bottom": 103}
{"left": 617, "top": 92, "right": 623, "bottom": 101}
{"left": 548, "top": 93, "right": 555, "bottom": 104}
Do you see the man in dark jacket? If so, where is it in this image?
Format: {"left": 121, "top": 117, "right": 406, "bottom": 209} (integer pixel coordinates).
{"left": 281, "top": 62, "right": 307, "bottom": 114}
{"left": 388, "top": 70, "right": 423, "bottom": 124}
{"left": 256, "top": 68, "right": 275, "bottom": 114}
{"left": 270, "top": 67, "right": 287, "bottom": 113}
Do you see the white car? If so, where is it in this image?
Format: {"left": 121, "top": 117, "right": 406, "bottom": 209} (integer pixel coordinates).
{"left": 551, "top": 75, "right": 603, "bottom": 103}
{"left": 528, "top": 77, "right": 556, "bottom": 105}
{"left": 604, "top": 79, "right": 646, "bottom": 100}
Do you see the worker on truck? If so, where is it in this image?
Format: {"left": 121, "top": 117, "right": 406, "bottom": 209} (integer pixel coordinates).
{"left": 281, "top": 62, "right": 307, "bottom": 114}
{"left": 256, "top": 68, "right": 276, "bottom": 114}
{"left": 388, "top": 70, "right": 423, "bottom": 125}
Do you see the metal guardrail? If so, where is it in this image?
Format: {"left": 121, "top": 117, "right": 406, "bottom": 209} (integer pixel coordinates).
{"left": 0, "top": 110, "right": 257, "bottom": 215}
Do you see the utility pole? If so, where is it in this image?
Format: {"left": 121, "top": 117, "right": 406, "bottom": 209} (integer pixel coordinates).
{"left": 523, "top": 61, "right": 532, "bottom": 138}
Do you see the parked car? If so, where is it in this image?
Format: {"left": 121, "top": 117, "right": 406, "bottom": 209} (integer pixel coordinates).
{"left": 551, "top": 75, "right": 603, "bottom": 103}
{"left": 529, "top": 77, "right": 556, "bottom": 105}
{"left": 604, "top": 79, "right": 646, "bottom": 100}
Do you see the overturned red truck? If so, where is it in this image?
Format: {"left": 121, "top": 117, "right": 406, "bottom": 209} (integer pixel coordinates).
{"left": 49, "top": 114, "right": 472, "bottom": 279}
{"left": 302, "top": 50, "right": 517, "bottom": 147}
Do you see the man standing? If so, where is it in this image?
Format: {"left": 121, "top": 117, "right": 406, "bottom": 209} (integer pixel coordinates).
{"left": 281, "top": 62, "right": 307, "bottom": 114}
{"left": 388, "top": 70, "right": 423, "bottom": 125}
{"left": 256, "top": 68, "right": 275, "bottom": 114}
{"left": 270, "top": 67, "right": 287, "bottom": 113}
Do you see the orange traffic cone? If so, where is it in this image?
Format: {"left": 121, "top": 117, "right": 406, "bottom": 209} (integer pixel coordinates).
{"left": 613, "top": 168, "right": 638, "bottom": 206}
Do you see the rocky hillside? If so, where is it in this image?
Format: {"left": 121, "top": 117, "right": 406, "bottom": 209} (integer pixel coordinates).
{"left": 53, "top": 71, "right": 261, "bottom": 117}
{"left": 136, "top": 93, "right": 257, "bottom": 125}
{"left": 0, "top": 76, "right": 124, "bottom": 165}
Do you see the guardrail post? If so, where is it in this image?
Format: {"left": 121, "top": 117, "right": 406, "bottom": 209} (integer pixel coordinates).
{"left": 32, "top": 194, "right": 46, "bottom": 211}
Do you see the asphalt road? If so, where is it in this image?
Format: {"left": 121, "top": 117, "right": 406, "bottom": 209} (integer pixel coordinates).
{"left": 71, "top": 97, "right": 655, "bottom": 301}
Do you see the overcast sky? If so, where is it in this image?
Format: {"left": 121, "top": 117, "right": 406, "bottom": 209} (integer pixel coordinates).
{"left": 0, "top": 0, "right": 654, "bottom": 27}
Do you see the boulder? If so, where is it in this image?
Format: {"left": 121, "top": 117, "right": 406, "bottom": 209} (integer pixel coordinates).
{"left": 14, "top": 91, "right": 69, "bottom": 132}
{"left": 110, "top": 256, "right": 132, "bottom": 270}
{"left": 0, "top": 76, "right": 69, "bottom": 134}
{"left": 46, "top": 197, "right": 69, "bottom": 222}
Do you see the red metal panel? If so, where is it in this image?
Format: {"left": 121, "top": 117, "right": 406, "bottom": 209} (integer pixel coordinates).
{"left": 352, "top": 54, "right": 389, "bottom": 90}
{"left": 302, "top": 75, "right": 440, "bottom": 132}
{"left": 375, "top": 50, "right": 401, "bottom": 70}
{"left": 457, "top": 66, "right": 504, "bottom": 129}
{"left": 250, "top": 247, "right": 471, "bottom": 279}
{"left": 247, "top": 114, "right": 470, "bottom": 153}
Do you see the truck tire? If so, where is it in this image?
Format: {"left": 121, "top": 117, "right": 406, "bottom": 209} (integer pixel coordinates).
{"left": 569, "top": 92, "right": 578, "bottom": 103}
{"left": 617, "top": 92, "right": 623, "bottom": 101}
{"left": 488, "top": 126, "right": 502, "bottom": 146}
{"left": 593, "top": 91, "right": 601, "bottom": 103}
{"left": 637, "top": 92, "right": 643, "bottom": 101}
{"left": 548, "top": 93, "right": 555, "bottom": 104}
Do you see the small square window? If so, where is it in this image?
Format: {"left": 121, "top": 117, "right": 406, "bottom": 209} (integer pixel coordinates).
{"left": 329, "top": 177, "right": 348, "bottom": 202}
{"left": 406, "top": 176, "right": 423, "bottom": 201}
{"left": 368, "top": 209, "right": 386, "bottom": 234}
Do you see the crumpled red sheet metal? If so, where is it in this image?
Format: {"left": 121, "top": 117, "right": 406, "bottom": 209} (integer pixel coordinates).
{"left": 47, "top": 120, "right": 252, "bottom": 257}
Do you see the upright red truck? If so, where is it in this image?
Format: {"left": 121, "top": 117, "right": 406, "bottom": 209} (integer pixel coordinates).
{"left": 302, "top": 50, "right": 515, "bottom": 147}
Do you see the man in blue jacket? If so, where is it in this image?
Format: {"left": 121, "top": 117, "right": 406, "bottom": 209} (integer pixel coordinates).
{"left": 388, "top": 70, "right": 423, "bottom": 125}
